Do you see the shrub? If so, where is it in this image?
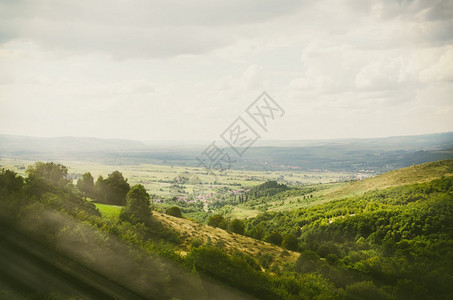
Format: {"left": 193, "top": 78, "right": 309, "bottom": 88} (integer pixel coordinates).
{"left": 166, "top": 206, "right": 182, "bottom": 218}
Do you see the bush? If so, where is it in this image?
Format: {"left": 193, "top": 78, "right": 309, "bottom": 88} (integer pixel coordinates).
{"left": 229, "top": 219, "right": 245, "bottom": 234}
{"left": 207, "top": 215, "right": 227, "bottom": 229}
{"left": 282, "top": 234, "right": 299, "bottom": 251}
{"left": 190, "top": 238, "right": 203, "bottom": 249}
{"left": 344, "top": 281, "right": 392, "bottom": 300}
{"left": 266, "top": 232, "right": 283, "bottom": 246}
{"left": 166, "top": 206, "right": 182, "bottom": 218}
{"left": 120, "top": 184, "right": 151, "bottom": 223}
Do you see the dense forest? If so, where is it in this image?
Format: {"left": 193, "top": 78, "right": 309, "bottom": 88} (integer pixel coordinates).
{"left": 0, "top": 161, "right": 452, "bottom": 299}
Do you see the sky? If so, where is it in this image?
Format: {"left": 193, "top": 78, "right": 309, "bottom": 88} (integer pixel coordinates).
{"left": 0, "top": 0, "right": 452, "bottom": 141}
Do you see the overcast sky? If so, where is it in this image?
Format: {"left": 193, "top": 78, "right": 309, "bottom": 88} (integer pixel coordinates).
{"left": 0, "top": 0, "right": 452, "bottom": 141}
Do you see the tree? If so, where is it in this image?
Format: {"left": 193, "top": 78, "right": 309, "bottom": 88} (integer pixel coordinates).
{"left": 295, "top": 250, "right": 321, "bottom": 273}
{"left": 95, "top": 175, "right": 106, "bottom": 202}
{"left": 0, "top": 169, "right": 24, "bottom": 194}
{"left": 250, "top": 223, "right": 266, "bottom": 240}
{"left": 77, "top": 172, "right": 95, "bottom": 198}
{"left": 266, "top": 231, "right": 283, "bottom": 246}
{"left": 208, "top": 215, "right": 227, "bottom": 229}
{"left": 282, "top": 234, "right": 299, "bottom": 251}
{"left": 166, "top": 206, "right": 182, "bottom": 218}
{"left": 26, "top": 162, "right": 69, "bottom": 187}
{"left": 94, "top": 171, "right": 130, "bottom": 205}
{"left": 120, "top": 184, "right": 151, "bottom": 223}
{"left": 344, "top": 281, "right": 392, "bottom": 300}
{"left": 229, "top": 219, "right": 245, "bottom": 235}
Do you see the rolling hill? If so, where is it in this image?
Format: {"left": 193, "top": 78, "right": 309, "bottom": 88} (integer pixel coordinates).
{"left": 229, "top": 159, "right": 453, "bottom": 217}
{"left": 1, "top": 159, "right": 452, "bottom": 299}
{"left": 317, "top": 159, "right": 453, "bottom": 201}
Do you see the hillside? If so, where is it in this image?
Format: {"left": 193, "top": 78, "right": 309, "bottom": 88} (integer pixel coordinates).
{"left": 94, "top": 203, "right": 299, "bottom": 269}
{"left": 240, "top": 174, "right": 453, "bottom": 299}
{"left": 1, "top": 160, "right": 452, "bottom": 299}
{"left": 318, "top": 159, "right": 453, "bottom": 201}
{"left": 232, "top": 159, "right": 453, "bottom": 216}
{"left": 154, "top": 212, "right": 299, "bottom": 266}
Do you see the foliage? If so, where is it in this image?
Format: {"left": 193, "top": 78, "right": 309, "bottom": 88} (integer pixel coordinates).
{"left": 207, "top": 214, "right": 227, "bottom": 229}
{"left": 166, "top": 206, "right": 183, "bottom": 218}
{"left": 76, "top": 172, "right": 95, "bottom": 198}
{"left": 244, "top": 175, "right": 453, "bottom": 299}
{"left": 229, "top": 219, "right": 245, "bottom": 234}
{"left": 185, "top": 246, "right": 280, "bottom": 299}
{"left": 0, "top": 168, "right": 24, "bottom": 193}
{"left": 120, "top": 184, "right": 151, "bottom": 223}
{"left": 266, "top": 231, "right": 283, "bottom": 246}
{"left": 1, "top": 161, "right": 453, "bottom": 299}
{"left": 282, "top": 233, "right": 299, "bottom": 251}
{"left": 344, "top": 281, "right": 392, "bottom": 300}
{"left": 26, "top": 161, "right": 69, "bottom": 188}
{"left": 95, "top": 171, "right": 130, "bottom": 205}
{"left": 246, "top": 180, "right": 289, "bottom": 200}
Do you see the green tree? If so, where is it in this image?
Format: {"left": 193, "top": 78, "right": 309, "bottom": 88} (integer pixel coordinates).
{"left": 77, "top": 172, "right": 95, "bottom": 198}
{"left": 250, "top": 223, "right": 266, "bottom": 240}
{"left": 95, "top": 175, "right": 106, "bottom": 202}
{"left": 0, "top": 169, "right": 24, "bottom": 193}
{"left": 120, "top": 184, "right": 151, "bottom": 223}
{"left": 26, "top": 162, "right": 69, "bottom": 187}
{"left": 207, "top": 214, "right": 227, "bottom": 229}
{"left": 95, "top": 171, "right": 130, "bottom": 205}
{"left": 282, "top": 233, "right": 299, "bottom": 251}
{"left": 266, "top": 231, "right": 283, "bottom": 246}
{"left": 295, "top": 250, "right": 321, "bottom": 273}
{"left": 344, "top": 281, "right": 392, "bottom": 300}
{"left": 229, "top": 219, "right": 245, "bottom": 235}
{"left": 166, "top": 206, "right": 182, "bottom": 218}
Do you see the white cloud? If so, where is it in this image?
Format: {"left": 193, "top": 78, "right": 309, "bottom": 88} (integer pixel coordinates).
{"left": 419, "top": 47, "right": 453, "bottom": 82}
{"left": 0, "top": 0, "right": 452, "bottom": 140}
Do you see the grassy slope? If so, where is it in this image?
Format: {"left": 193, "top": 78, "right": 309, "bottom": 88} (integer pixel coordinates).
{"left": 153, "top": 212, "right": 299, "bottom": 267}
{"left": 94, "top": 203, "right": 298, "bottom": 268}
{"left": 233, "top": 159, "right": 453, "bottom": 217}
{"left": 318, "top": 159, "right": 453, "bottom": 200}
{"left": 94, "top": 203, "right": 122, "bottom": 220}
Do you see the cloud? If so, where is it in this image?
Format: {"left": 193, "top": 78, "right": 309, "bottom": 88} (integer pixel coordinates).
{"left": 419, "top": 46, "right": 453, "bottom": 82}
{"left": 0, "top": 0, "right": 452, "bottom": 140}
{"left": 0, "top": 0, "right": 306, "bottom": 59}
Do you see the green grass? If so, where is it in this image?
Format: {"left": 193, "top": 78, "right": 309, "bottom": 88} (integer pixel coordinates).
{"left": 229, "top": 207, "right": 261, "bottom": 219}
{"left": 317, "top": 159, "right": 453, "bottom": 201}
{"left": 94, "top": 203, "right": 122, "bottom": 220}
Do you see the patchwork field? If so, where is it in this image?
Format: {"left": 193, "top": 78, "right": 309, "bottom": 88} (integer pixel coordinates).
{"left": 0, "top": 157, "right": 354, "bottom": 198}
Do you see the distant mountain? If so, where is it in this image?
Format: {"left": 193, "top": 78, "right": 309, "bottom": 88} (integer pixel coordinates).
{"left": 1, "top": 132, "right": 452, "bottom": 172}
{"left": 0, "top": 134, "right": 148, "bottom": 153}
{"left": 254, "top": 131, "right": 453, "bottom": 150}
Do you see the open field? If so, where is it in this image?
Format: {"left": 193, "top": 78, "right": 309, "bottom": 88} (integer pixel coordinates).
{"left": 0, "top": 157, "right": 354, "bottom": 197}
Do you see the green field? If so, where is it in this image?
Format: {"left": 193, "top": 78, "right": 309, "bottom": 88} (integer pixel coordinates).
{"left": 94, "top": 203, "right": 122, "bottom": 220}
